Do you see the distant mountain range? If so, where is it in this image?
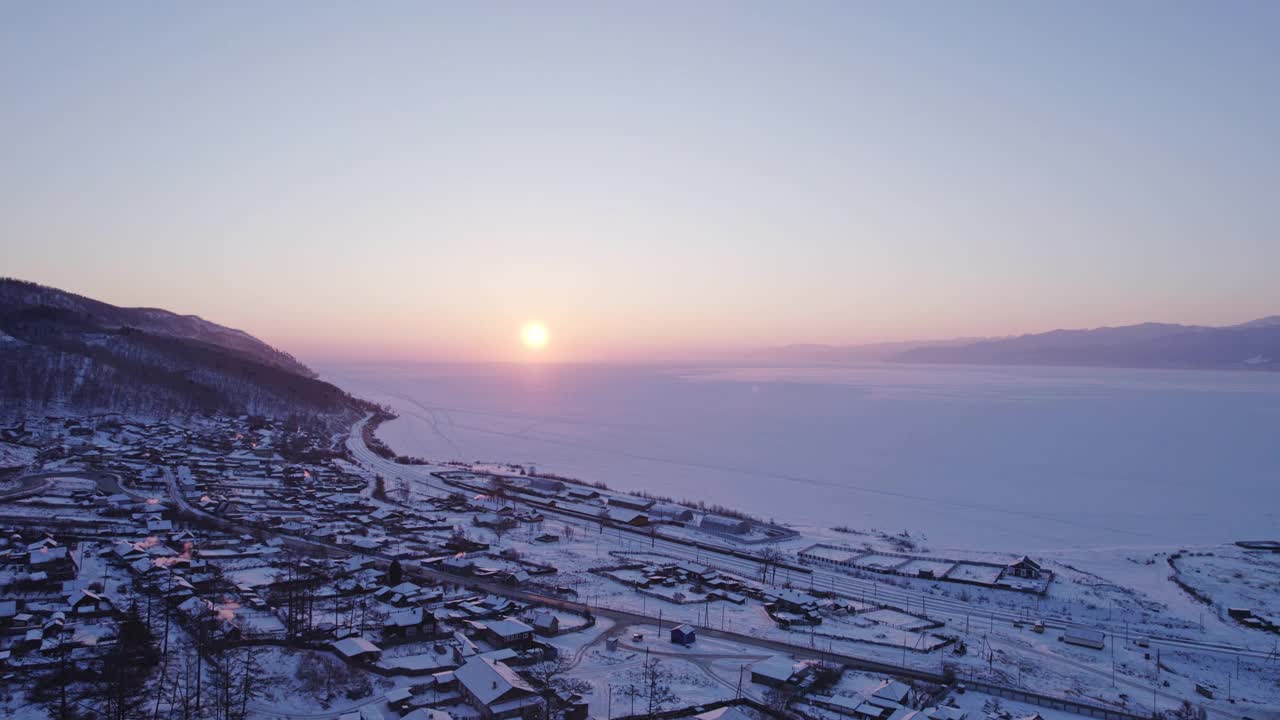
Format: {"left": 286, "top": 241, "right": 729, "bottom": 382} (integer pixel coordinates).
{"left": 0, "top": 278, "right": 370, "bottom": 424}
{"left": 757, "top": 318, "right": 1280, "bottom": 371}
{"left": 748, "top": 338, "right": 983, "bottom": 363}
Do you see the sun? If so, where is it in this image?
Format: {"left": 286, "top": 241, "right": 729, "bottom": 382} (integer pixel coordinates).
{"left": 521, "top": 322, "right": 549, "bottom": 350}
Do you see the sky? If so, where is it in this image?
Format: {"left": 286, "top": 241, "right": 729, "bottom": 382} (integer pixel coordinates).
{"left": 3, "top": 2, "right": 1279, "bottom": 363}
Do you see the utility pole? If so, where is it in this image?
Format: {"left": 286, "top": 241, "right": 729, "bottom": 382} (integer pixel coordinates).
{"left": 1111, "top": 638, "right": 1116, "bottom": 687}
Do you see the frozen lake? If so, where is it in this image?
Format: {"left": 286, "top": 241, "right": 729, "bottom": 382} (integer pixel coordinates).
{"left": 319, "top": 361, "right": 1280, "bottom": 552}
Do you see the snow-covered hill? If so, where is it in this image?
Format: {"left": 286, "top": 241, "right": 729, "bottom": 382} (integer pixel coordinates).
{"left": 0, "top": 278, "right": 371, "bottom": 425}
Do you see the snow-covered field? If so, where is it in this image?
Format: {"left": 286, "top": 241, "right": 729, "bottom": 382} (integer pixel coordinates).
{"left": 319, "top": 361, "right": 1280, "bottom": 552}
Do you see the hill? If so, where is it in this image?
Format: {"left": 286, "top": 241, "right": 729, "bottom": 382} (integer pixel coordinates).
{"left": 895, "top": 319, "right": 1280, "bottom": 371}
{"left": 0, "top": 278, "right": 370, "bottom": 425}
{"left": 748, "top": 338, "right": 982, "bottom": 364}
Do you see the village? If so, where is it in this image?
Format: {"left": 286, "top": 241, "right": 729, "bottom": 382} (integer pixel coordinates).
{"left": 0, "top": 412, "right": 1277, "bottom": 720}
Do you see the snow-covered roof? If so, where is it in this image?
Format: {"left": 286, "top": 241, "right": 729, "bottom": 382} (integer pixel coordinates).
{"left": 871, "top": 680, "right": 911, "bottom": 705}
{"left": 696, "top": 707, "right": 755, "bottom": 720}
{"left": 926, "top": 706, "right": 967, "bottom": 720}
{"left": 454, "top": 656, "right": 537, "bottom": 706}
{"left": 386, "top": 607, "right": 425, "bottom": 627}
{"left": 332, "top": 636, "right": 382, "bottom": 658}
{"left": 751, "top": 655, "right": 801, "bottom": 682}
{"left": 484, "top": 617, "right": 533, "bottom": 639}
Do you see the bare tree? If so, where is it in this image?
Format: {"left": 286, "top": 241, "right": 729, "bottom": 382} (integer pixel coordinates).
{"left": 759, "top": 547, "right": 784, "bottom": 584}
{"left": 763, "top": 686, "right": 792, "bottom": 713}
{"left": 523, "top": 655, "right": 589, "bottom": 718}
{"left": 271, "top": 552, "right": 332, "bottom": 639}
{"left": 622, "top": 656, "right": 678, "bottom": 718}
{"left": 487, "top": 477, "right": 508, "bottom": 508}
{"left": 172, "top": 644, "right": 203, "bottom": 720}
{"left": 32, "top": 631, "right": 84, "bottom": 720}
{"left": 206, "top": 644, "right": 264, "bottom": 720}
{"left": 94, "top": 602, "right": 157, "bottom": 720}
{"left": 908, "top": 680, "right": 944, "bottom": 709}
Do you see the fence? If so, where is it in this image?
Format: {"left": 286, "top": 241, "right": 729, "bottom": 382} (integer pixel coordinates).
{"left": 959, "top": 679, "right": 1151, "bottom": 720}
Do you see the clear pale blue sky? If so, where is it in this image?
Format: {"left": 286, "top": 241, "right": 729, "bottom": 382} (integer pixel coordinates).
{"left": 3, "top": 2, "right": 1278, "bottom": 361}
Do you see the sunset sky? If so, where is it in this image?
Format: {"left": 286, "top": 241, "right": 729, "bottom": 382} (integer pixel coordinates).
{"left": 4, "top": 3, "right": 1279, "bottom": 362}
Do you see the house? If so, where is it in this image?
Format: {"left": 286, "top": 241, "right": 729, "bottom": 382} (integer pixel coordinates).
{"left": 750, "top": 655, "right": 804, "bottom": 687}
{"left": 608, "top": 496, "right": 654, "bottom": 512}
{"left": 384, "top": 607, "right": 437, "bottom": 639}
{"left": 870, "top": 680, "right": 911, "bottom": 707}
{"left": 483, "top": 618, "right": 535, "bottom": 649}
{"left": 332, "top": 636, "right": 382, "bottom": 662}
{"left": 605, "top": 508, "right": 650, "bottom": 527}
{"left": 526, "top": 477, "right": 565, "bottom": 494}
{"left": 925, "top": 706, "right": 967, "bottom": 720}
{"left": 28, "top": 544, "right": 80, "bottom": 581}
{"left": 454, "top": 656, "right": 541, "bottom": 719}
{"left": 670, "top": 624, "right": 696, "bottom": 645}
{"left": 147, "top": 517, "right": 174, "bottom": 533}
{"left": 700, "top": 515, "right": 752, "bottom": 535}
{"left": 696, "top": 708, "right": 755, "bottom": 720}
{"left": 528, "top": 610, "right": 559, "bottom": 636}
{"left": 111, "top": 540, "right": 146, "bottom": 563}
{"left": 810, "top": 693, "right": 870, "bottom": 717}
{"left": 768, "top": 589, "right": 821, "bottom": 614}
{"left": 403, "top": 710, "right": 454, "bottom": 720}
{"left": 649, "top": 503, "right": 694, "bottom": 522}
{"left": 0, "top": 600, "right": 19, "bottom": 627}
{"left": 68, "top": 589, "right": 114, "bottom": 616}
{"left": 1006, "top": 556, "right": 1042, "bottom": 579}
{"left": 1061, "top": 628, "right": 1105, "bottom": 650}
{"left": 474, "top": 514, "right": 518, "bottom": 531}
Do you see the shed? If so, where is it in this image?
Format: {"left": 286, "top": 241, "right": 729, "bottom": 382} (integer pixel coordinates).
{"left": 700, "top": 515, "right": 752, "bottom": 535}
{"left": 526, "top": 477, "right": 565, "bottom": 494}
{"left": 670, "top": 624, "right": 696, "bottom": 645}
{"left": 1061, "top": 628, "right": 1105, "bottom": 650}
{"left": 751, "top": 655, "right": 803, "bottom": 687}
{"left": 332, "top": 636, "right": 382, "bottom": 661}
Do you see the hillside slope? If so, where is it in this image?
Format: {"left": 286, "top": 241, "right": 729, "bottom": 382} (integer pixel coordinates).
{"left": 0, "top": 278, "right": 369, "bottom": 424}
{"left": 895, "top": 320, "right": 1280, "bottom": 370}
{"left": 0, "top": 278, "right": 312, "bottom": 376}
